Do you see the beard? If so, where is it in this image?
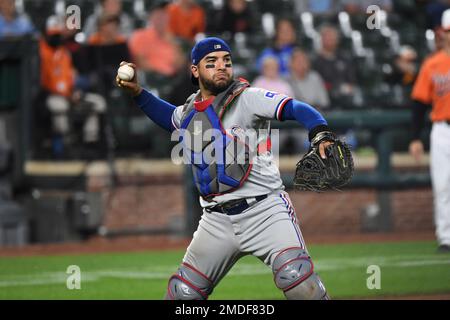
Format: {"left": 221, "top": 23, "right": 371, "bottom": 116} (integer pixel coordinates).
{"left": 200, "top": 74, "right": 234, "bottom": 95}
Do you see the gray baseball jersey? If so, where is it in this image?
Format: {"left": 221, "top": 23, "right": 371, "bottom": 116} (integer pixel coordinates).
{"left": 172, "top": 87, "right": 292, "bottom": 208}
{"left": 167, "top": 85, "right": 328, "bottom": 299}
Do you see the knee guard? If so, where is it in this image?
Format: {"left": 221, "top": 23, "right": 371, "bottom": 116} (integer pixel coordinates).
{"left": 272, "top": 247, "right": 328, "bottom": 300}
{"left": 165, "top": 263, "right": 213, "bottom": 300}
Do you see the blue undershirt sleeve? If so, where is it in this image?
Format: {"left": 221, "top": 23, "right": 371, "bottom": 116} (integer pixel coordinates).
{"left": 280, "top": 99, "right": 330, "bottom": 141}
{"left": 281, "top": 99, "right": 327, "bottom": 129}
{"left": 133, "top": 89, "right": 176, "bottom": 132}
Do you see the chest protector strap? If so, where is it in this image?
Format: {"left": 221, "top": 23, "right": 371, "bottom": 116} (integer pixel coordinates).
{"left": 179, "top": 79, "right": 252, "bottom": 200}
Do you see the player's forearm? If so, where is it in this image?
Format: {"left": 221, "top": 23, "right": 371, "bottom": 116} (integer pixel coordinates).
{"left": 411, "top": 99, "right": 430, "bottom": 141}
{"left": 281, "top": 99, "right": 330, "bottom": 141}
{"left": 134, "top": 89, "right": 176, "bottom": 132}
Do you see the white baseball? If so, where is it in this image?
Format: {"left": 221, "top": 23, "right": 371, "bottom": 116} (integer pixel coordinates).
{"left": 117, "top": 65, "right": 135, "bottom": 81}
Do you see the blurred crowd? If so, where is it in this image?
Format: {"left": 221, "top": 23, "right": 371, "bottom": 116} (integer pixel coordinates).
{"left": 0, "top": 0, "right": 449, "bottom": 159}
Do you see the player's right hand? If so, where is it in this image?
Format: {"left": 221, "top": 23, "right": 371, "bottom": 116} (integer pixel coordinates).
{"left": 116, "top": 61, "right": 142, "bottom": 97}
{"left": 409, "top": 139, "right": 424, "bottom": 163}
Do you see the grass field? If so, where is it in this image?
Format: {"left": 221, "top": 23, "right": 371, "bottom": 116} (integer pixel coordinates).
{"left": 1, "top": 240, "right": 449, "bottom": 300}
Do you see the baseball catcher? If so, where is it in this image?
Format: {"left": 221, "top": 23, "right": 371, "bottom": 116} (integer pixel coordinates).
{"left": 116, "top": 37, "right": 355, "bottom": 300}
{"left": 294, "top": 131, "right": 354, "bottom": 192}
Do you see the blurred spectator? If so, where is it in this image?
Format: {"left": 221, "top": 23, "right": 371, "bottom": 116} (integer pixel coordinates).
{"left": 293, "top": 0, "right": 342, "bottom": 17}
{"left": 167, "top": 0, "right": 206, "bottom": 42}
{"left": 61, "top": 25, "right": 91, "bottom": 88}
{"left": 129, "top": 1, "right": 183, "bottom": 77}
{"left": 253, "top": 55, "right": 297, "bottom": 155}
{"left": 87, "top": 13, "right": 131, "bottom": 94}
{"left": 214, "top": 0, "right": 257, "bottom": 36}
{"left": 84, "top": 0, "right": 134, "bottom": 38}
{"left": 287, "top": 48, "right": 330, "bottom": 110}
{"left": 256, "top": 18, "right": 297, "bottom": 77}
{"left": 313, "top": 24, "right": 359, "bottom": 147}
{"left": 252, "top": 56, "right": 294, "bottom": 96}
{"left": 313, "top": 24, "right": 356, "bottom": 103}
{"left": 39, "top": 16, "right": 106, "bottom": 158}
{"left": 0, "top": 0, "right": 35, "bottom": 39}
{"left": 40, "top": 17, "right": 74, "bottom": 105}
{"left": 342, "top": 0, "right": 392, "bottom": 14}
{"left": 384, "top": 45, "right": 418, "bottom": 107}
{"left": 88, "top": 14, "right": 127, "bottom": 45}
{"left": 385, "top": 45, "right": 418, "bottom": 89}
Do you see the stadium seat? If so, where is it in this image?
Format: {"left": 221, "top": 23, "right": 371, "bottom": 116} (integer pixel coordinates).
{"left": 300, "top": 12, "right": 321, "bottom": 52}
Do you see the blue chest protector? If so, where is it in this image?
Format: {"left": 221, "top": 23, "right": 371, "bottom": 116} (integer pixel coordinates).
{"left": 179, "top": 80, "right": 252, "bottom": 200}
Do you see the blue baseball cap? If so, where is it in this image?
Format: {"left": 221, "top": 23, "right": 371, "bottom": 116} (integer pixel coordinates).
{"left": 191, "top": 37, "right": 231, "bottom": 65}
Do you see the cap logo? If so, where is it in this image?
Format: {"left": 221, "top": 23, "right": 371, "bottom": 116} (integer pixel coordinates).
{"left": 214, "top": 44, "right": 222, "bottom": 49}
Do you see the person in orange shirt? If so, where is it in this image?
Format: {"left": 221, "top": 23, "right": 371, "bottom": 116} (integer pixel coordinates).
{"left": 167, "top": 0, "right": 206, "bottom": 42}
{"left": 87, "top": 13, "right": 131, "bottom": 95}
{"left": 40, "top": 16, "right": 75, "bottom": 152}
{"left": 88, "top": 14, "right": 127, "bottom": 45}
{"left": 40, "top": 16, "right": 106, "bottom": 158}
{"left": 128, "top": 1, "right": 183, "bottom": 77}
{"left": 409, "top": 9, "right": 450, "bottom": 253}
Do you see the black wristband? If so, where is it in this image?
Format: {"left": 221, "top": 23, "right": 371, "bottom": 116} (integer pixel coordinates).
{"left": 308, "top": 124, "right": 331, "bottom": 142}
{"left": 411, "top": 100, "right": 430, "bottom": 141}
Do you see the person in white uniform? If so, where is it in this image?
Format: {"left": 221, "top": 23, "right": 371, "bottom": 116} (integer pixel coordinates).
{"left": 409, "top": 9, "right": 450, "bottom": 253}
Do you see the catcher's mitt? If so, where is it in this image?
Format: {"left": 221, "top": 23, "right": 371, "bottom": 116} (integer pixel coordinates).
{"left": 294, "top": 131, "right": 354, "bottom": 192}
